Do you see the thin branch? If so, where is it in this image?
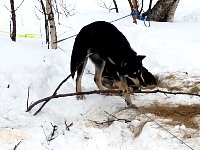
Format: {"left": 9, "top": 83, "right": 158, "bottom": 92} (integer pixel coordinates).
{"left": 34, "top": 6, "right": 44, "bottom": 14}
{"left": 26, "top": 88, "right": 200, "bottom": 116}
{"left": 26, "top": 87, "right": 30, "bottom": 110}
{"left": 15, "top": 0, "right": 25, "bottom": 11}
{"left": 41, "top": 125, "right": 49, "bottom": 144}
{"left": 4, "top": 5, "right": 11, "bottom": 12}
{"left": 49, "top": 123, "right": 58, "bottom": 141}
{"left": 96, "top": 0, "right": 116, "bottom": 12}
{"left": 148, "top": 0, "right": 153, "bottom": 11}
{"left": 53, "top": 73, "right": 72, "bottom": 96}
{"left": 13, "top": 141, "right": 22, "bottom": 150}
{"left": 139, "top": 0, "right": 144, "bottom": 14}
{"left": 64, "top": 121, "right": 73, "bottom": 131}
{"left": 104, "top": 111, "right": 132, "bottom": 123}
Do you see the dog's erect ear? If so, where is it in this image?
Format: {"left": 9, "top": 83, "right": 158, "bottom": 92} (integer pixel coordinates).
{"left": 120, "top": 61, "right": 127, "bottom": 68}
{"left": 137, "top": 55, "right": 146, "bottom": 61}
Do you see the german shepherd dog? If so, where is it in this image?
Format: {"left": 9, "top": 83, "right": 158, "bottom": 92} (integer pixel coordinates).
{"left": 70, "top": 21, "right": 146, "bottom": 106}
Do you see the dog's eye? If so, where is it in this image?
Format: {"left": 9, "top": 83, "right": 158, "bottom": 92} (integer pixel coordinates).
{"left": 133, "top": 72, "right": 137, "bottom": 75}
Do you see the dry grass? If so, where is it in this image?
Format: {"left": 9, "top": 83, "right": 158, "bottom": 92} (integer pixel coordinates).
{"left": 141, "top": 104, "right": 200, "bottom": 129}
{"left": 156, "top": 73, "right": 200, "bottom": 93}
{"left": 189, "top": 85, "right": 200, "bottom": 93}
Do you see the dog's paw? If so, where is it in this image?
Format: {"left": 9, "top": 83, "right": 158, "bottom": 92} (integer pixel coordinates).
{"left": 127, "top": 103, "right": 137, "bottom": 109}
{"left": 76, "top": 95, "right": 85, "bottom": 100}
{"left": 122, "top": 87, "right": 132, "bottom": 95}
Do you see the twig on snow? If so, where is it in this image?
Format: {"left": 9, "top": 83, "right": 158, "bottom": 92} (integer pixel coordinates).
{"left": 49, "top": 123, "right": 58, "bottom": 142}
{"left": 13, "top": 141, "right": 22, "bottom": 150}
{"left": 89, "top": 111, "right": 132, "bottom": 127}
{"left": 64, "top": 121, "right": 73, "bottom": 131}
{"left": 26, "top": 86, "right": 30, "bottom": 110}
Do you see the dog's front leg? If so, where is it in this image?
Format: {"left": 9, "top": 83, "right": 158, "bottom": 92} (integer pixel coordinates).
{"left": 119, "top": 76, "right": 136, "bottom": 107}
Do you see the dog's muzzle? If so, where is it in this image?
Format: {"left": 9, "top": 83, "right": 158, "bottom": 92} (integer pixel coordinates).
{"left": 125, "top": 72, "right": 146, "bottom": 86}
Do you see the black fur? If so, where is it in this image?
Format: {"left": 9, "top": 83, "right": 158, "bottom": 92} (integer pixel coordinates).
{"left": 70, "top": 21, "right": 146, "bottom": 106}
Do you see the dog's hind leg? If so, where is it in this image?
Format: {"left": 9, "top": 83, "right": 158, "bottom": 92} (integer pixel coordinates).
{"left": 76, "top": 58, "right": 88, "bottom": 99}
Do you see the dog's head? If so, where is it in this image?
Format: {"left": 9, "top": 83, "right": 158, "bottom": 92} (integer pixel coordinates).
{"left": 119, "top": 55, "right": 146, "bottom": 86}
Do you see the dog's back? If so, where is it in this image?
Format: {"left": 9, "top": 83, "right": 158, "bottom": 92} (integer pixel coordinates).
{"left": 70, "top": 21, "right": 137, "bottom": 78}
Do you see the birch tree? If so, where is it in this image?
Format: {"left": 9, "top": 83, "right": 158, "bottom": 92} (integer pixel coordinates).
{"left": 46, "top": 0, "right": 57, "bottom": 49}
{"left": 127, "top": 0, "right": 138, "bottom": 23}
{"left": 142, "top": 0, "right": 180, "bottom": 22}
{"left": 166, "top": 0, "right": 180, "bottom": 22}
{"left": 10, "top": 0, "right": 16, "bottom": 41}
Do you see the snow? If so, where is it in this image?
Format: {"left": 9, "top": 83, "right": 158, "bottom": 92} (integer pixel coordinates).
{"left": 0, "top": 0, "right": 200, "bottom": 149}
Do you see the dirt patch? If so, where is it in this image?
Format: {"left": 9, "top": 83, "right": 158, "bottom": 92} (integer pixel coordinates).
{"left": 156, "top": 72, "right": 200, "bottom": 93}
{"left": 142, "top": 72, "right": 200, "bottom": 129}
{"left": 141, "top": 103, "right": 200, "bottom": 129}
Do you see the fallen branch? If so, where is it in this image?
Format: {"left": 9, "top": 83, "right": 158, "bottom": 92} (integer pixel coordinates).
{"left": 26, "top": 88, "right": 200, "bottom": 116}
{"left": 26, "top": 89, "right": 122, "bottom": 115}
{"left": 49, "top": 123, "right": 58, "bottom": 142}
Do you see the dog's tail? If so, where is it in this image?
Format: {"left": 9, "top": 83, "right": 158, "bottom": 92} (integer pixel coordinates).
{"left": 70, "top": 31, "right": 89, "bottom": 79}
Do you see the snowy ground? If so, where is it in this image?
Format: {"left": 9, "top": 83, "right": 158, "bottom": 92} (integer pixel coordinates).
{"left": 0, "top": 0, "right": 200, "bottom": 149}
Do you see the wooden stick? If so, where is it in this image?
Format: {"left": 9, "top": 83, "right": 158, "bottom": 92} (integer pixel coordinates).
{"left": 26, "top": 89, "right": 200, "bottom": 116}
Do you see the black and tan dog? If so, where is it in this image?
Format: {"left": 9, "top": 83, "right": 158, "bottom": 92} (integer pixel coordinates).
{"left": 70, "top": 21, "right": 146, "bottom": 106}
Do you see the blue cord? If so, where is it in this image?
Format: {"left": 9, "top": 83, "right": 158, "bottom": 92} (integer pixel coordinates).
{"left": 131, "top": 12, "right": 150, "bottom": 27}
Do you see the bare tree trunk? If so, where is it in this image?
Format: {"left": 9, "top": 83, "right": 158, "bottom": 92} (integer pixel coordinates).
{"left": 131, "top": 0, "right": 138, "bottom": 12}
{"left": 167, "top": 0, "right": 180, "bottom": 22}
{"left": 143, "top": 0, "right": 180, "bottom": 22}
{"left": 10, "top": 0, "right": 16, "bottom": 41}
{"left": 128, "top": 0, "right": 138, "bottom": 23}
{"left": 112, "top": 0, "right": 119, "bottom": 13}
{"left": 132, "top": 0, "right": 139, "bottom": 22}
{"left": 148, "top": 0, "right": 153, "bottom": 10}
{"left": 40, "top": 0, "right": 50, "bottom": 48}
{"left": 46, "top": 0, "right": 57, "bottom": 49}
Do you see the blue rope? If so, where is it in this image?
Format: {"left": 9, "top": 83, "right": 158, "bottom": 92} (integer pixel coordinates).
{"left": 130, "top": 12, "right": 150, "bottom": 27}
{"left": 57, "top": 12, "right": 150, "bottom": 43}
